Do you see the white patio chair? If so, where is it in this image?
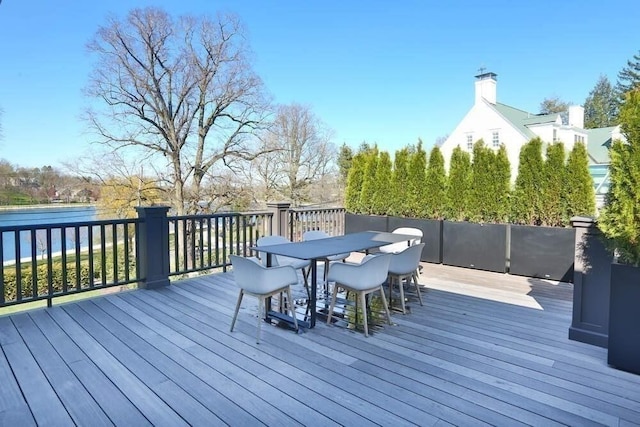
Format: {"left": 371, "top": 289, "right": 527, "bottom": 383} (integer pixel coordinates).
{"left": 302, "top": 230, "right": 351, "bottom": 285}
{"left": 378, "top": 227, "right": 423, "bottom": 254}
{"left": 230, "top": 255, "right": 299, "bottom": 344}
{"left": 256, "top": 235, "right": 310, "bottom": 290}
{"left": 326, "top": 253, "right": 393, "bottom": 337}
{"left": 387, "top": 243, "right": 425, "bottom": 314}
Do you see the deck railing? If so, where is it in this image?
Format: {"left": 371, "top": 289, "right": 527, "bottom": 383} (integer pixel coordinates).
{"left": 0, "top": 203, "right": 350, "bottom": 308}
{"left": 0, "top": 218, "right": 140, "bottom": 307}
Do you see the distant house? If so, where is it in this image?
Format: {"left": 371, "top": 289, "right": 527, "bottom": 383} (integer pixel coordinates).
{"left": 440, "top": 72, "right": 621, "bottom": 206}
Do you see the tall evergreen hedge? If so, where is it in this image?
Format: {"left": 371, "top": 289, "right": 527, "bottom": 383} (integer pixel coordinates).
{"left": 372, "top": 151, "right": 393, "bottom": 215}
{"left": 541, "top": 142, "right": 566, "bottom": 226}
{"left": 489, "top": 144, "right": 511, "bottom": 223}
{"left": 445, "top": 146, "right": 471, "bottom": 221}
{"left": 424, "top": 146, "right": 446, "bottom": 219}
{"left": 344, "top": 152, "right": 367, "bottom": 213}
{"left": 391, "top": 148, "right": 411, "bottom": 217}
{"left": 468, "top": 140, "right": 493, "bottom": 222}
{"left": 359, "top": 148, "right": 379, "bottom": 214}
{"left": 512, "top": 138, "right": 545, "bottom": 225}
{"left": 565, "top": 142, "right": 596, "bottom": 218}
{"left": 407, "top": 142, "right": 427, "bottom": 217}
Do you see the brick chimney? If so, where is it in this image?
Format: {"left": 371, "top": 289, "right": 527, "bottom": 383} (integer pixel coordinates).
{"left": 475, "top": 72, "right": 497, "bottom": 105}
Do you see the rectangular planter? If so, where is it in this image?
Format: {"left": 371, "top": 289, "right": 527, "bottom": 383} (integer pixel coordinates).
{"left": 442, "top": 221, "right": 507, "bottom": 273}
{"left": 344, "top": 213, "right": 388, "bottom": 234}
{"left": 388, "top": 217, "right": 442, "bottom": 263}
{"left": 608, "top": 262, "right": 640, "bottom": 375}
{"left": 509, "top": 225, "right": 575, "bottom": 282}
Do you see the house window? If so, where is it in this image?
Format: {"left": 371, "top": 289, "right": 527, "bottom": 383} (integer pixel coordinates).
{"left": 492, "top": 131, "right": 500, "bottom": 148}
{"left": 553, "top": 129, "right": 558, "bottom": 142}
{"left": 574, "top": 134, "right": 585, "bottom": 144}
{"left": 466, "top": 134, "right": 473, "bottom": 150}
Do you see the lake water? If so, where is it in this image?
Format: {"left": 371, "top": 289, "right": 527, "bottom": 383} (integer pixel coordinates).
{"left": 0, "top": 206, "right": 97, "bottom": 263}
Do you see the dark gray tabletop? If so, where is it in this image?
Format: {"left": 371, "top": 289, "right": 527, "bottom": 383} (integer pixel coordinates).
{"left": 253, "top": 231, "right": 415, "bottom": 260}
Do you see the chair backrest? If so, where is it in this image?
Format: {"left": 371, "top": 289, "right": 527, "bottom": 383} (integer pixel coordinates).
{"left": 359, "top": 253, "right": 393, "bottom": 286}
{"left": 256, "top": 235, "right": 291, "bottom": 266}
{"left": 379, "top": 227, "right": 423, "bottom": 254}
{"left": 392, "top": 227, "right": 422, "bottom": 246}
{"left": 230, "top": 255, "right": 297, "bottom": 294}
{"left": 302, "top": 230, "right": 330, "bottom": 241}
{"left": 388, "top": 243, "right": 425, "bottom": 275}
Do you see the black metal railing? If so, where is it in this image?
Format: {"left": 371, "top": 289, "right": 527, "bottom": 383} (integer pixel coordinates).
{"left": 0, "top": 218, "right": 140, "bottom": 307}
{"left": 288, "top": 207, "right": 346, "bottom": 241}
{"left": 0, "top": 204, "right": 349, "bottom": 309}
{"left": 168, "top": 211, "right": 272, "bottom": 276}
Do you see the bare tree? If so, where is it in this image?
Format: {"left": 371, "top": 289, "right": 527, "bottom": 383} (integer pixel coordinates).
{"left": 255, "top": 103, "right": 336, "bottom": 206}
{"left": 84, "top": 7, "right": 270, "bottom": 215}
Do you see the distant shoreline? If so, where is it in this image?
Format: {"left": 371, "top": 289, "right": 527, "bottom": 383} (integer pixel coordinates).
{"left": 0, "top": 203, "right": 94, "bottom": 212}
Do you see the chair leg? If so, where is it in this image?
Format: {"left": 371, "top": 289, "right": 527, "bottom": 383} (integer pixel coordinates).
{"left": 360, "top": 291, "right": 369, "bottom": 337}
{"left": 230, "top": 290, "right": 244, "bottom": 332}
{"left": 256, "top": 297, "right": 263, "bottom": 344}
{"left": 399, "top": 275, "right": 407, "bottom": 314}
{"left": 286, "top": 286, "right": 298, "bottom": 331}
{"left": 326, "top": 283, "right": 340, "bottom": 325}
{"left": 412, "top": 273, "right": 424, "bottom": 306}
{"left": 378, "top": 285, "right": 393, "bottom": 326}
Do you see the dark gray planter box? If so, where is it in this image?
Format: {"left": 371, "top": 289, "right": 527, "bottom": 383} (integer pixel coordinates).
{"left": 388, "top": 217, "right": 442, "bottom": 263}
{"left": 608, "top": 262, "right": 640, "bottom": 375}
{"left": 344, "top": 213, "right": 388, "bottom": 234}
{"left": 509, "top": 225, "right": 575, "bottom": 282}
{"left": 568, "top": 217, "right": 612, "bottom": 348}
{"left": 442, "top": 221, "right": 507, "bottom": 273}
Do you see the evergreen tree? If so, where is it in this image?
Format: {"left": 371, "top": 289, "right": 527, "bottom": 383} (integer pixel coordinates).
{"left": 584, "top": 74, "right": 618, "bottom": 129}
{"left": 599, "top": 89, "right": 640, "bottom": 265}
{"left": 424, "top": 146, "right": 446, "bottom": 219}
{"left": 371, "top": 151, "right": 393, "bottom": 215}
{"left": 616, "top": 50, "right": 640, "bottom": 101}
{"left": 541, "top": 142, "right": 566, "bottom": 226}
{"left": 468, "top": 140, "right": 492, "bottom": 222}
{"left": 358, "top": 148, "right": 379, "bottom": 214}
{"left": 565, "top": 142, "right": 596, "bottom": 219}
{"left": 407, "top": 141, "right": 427, "bottom": 217}
{"left": 336, "top": 143, "right": 354, "bottom": 186}
{"left": 445, "top": 146, "right": 471, "bottom": 221}
{"left": 391, "top": 148, "right": 411, "bottom": 217}
{"left": 511, "top": 138, "right": 545, "bottom": 225}
{"left": 344, "top": 153, "right": 366, "bottom": 213}
{"left": 490, "top": 144, "right": 511, "bottom": 223}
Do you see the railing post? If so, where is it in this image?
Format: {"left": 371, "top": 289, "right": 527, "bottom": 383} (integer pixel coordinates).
{"left": 136, "top": 206, "right": 170, "bottom": 289}
{"left": 267, "top": 201, "right": 291, "bottom": 237}
{"left": 569, "top": 216, "right": 613, "bottom": 348}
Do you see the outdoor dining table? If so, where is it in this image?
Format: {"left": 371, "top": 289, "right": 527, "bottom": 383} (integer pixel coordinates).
{"left": 252, "top": 230, "right": 417, "bottom": 329}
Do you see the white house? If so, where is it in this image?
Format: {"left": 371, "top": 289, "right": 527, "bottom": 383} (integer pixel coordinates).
{"left": 440, "top": 72, "right": 620, "bottom": 204}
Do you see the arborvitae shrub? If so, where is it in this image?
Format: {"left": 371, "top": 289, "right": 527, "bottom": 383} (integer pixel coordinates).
{"left": 565, "top": 142, "right": 596, "bottom": 219}
{"left": 424, "top": 146, "right": 446, "bottom": 219}
{"left": 445, "top": 146, "right": 471, "bottom": 221}
{"left": 511, "top": 138, "right": 545, "bottom": 225}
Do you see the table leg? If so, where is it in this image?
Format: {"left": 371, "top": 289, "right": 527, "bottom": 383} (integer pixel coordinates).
{"left": 310, "top": 259, "right": 317, "bottom": 328}
{"left": 265, "top": 254, "right": 273, "bottom": 320}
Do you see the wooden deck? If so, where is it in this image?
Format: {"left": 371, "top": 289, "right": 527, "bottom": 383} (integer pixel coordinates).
{"left": 1, "top": 262, "right": 640, "bottom": 426}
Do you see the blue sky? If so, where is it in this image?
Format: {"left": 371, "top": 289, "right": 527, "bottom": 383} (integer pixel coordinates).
{"left": 1, "top": 0, "right": 639, "bottom": 169}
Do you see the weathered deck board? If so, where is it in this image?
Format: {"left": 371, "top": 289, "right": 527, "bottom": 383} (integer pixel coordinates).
{"left": 0, "top": 262, "right": 639, "bottom": 426}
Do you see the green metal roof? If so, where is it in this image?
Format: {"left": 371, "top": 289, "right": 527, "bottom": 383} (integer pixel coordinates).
{"left": 586, "top": 126, "right": 617, "bottom": 164}
{"left": 493, "top": 101, "right": 615, "bottom": 165}
{"left": 491, "top": 103, "right": 537, "bottom": 139}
